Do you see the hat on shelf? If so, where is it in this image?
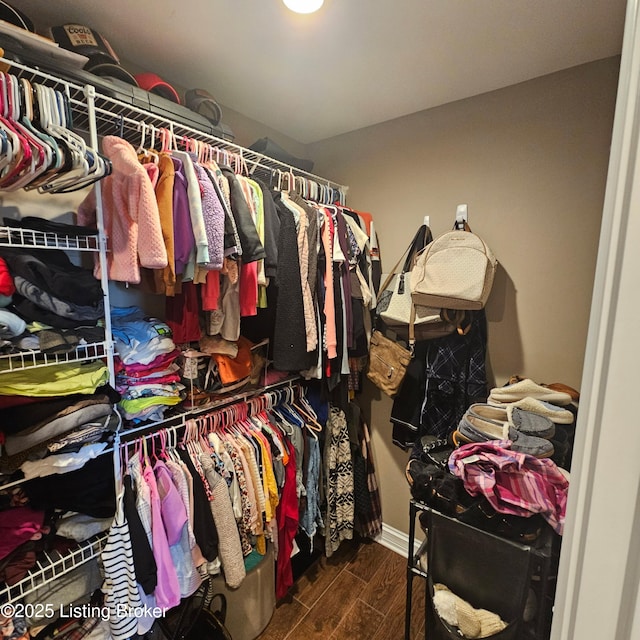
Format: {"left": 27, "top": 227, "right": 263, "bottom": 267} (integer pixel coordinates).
{"left": 50, "top": 24, "right": 139, "bottom": 86}
{"left": 185, "top": 88, "right": 222, "bottom": 125}
{"left": 135, "top": 72, "right": 181, "bottom": 104}
{"left": 0, "top": 1, "right": 34, "bottom": 32}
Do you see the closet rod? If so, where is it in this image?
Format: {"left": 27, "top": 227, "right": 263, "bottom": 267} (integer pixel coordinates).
{"left": 0, "top": 56, "right": 348, "bottom": 200}
{"left": 113, "top": 376, "right": 302, "bottom": 446}
{"left": 88, "top": 99, "right": 347, "bottom": 199}
{"left": 0, "top": 55, "right": 85, "bottom": 99}
{"left": 0, "top": 376, "right": 302, "bottom": 493}
{"left": 90, "top": 106, "right": 341, "bottom": 202}
{"left": 111, "top": 381, "right": 304, "bottom": 456}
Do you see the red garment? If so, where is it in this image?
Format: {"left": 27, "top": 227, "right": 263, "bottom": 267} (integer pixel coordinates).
{"left": 0, "top": 395, "right": 52, "bottom": 410}
{"left": 275, "top": 440, "right": 299, "bottom": 600}
{"left": 0, "top": 257, "right": 15, "bottom": 296}
{"left": 165, "top": 281, "right": 201, "bottom": 344}
{"left": 201, "top": 270, "right": 220, "bottom": 311}
{"left": 120, "top": 373, "right": 181, "bottom": 386}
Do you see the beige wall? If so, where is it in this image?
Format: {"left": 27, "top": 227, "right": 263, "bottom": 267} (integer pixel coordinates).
{"left": 307, "top": 57, "right": 620, "bottom": 533}
{"left": 218, "top": 103, "right": 309, "bottom": 157}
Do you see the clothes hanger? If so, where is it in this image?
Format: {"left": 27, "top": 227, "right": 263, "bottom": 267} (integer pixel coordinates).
{"left": 136, "top": 121, "right": 149, "bottom": 156}
{"left": 18, "top": 78, "right": 61, "bottom": 179}
{"left": 35, "top": 85, "right": 106, "bottom": 193}
{"left": 25, "top": 83, "right": 79, "bottom": 190}
{"left": 292, "top": 399, "right": 322, "bottom": 432}
{"left": 0, "top": 74, "right": 47, "bottom": 190}
{"left": 0, "top": 78, "right": 13, "bottom": 174}
{"left": 0, "top": 73, "right": 34, "bottom": 188}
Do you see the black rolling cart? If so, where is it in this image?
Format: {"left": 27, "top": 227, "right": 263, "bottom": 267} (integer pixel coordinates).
{"left": 405, "top": 499, "right": 561, "bottom": 640}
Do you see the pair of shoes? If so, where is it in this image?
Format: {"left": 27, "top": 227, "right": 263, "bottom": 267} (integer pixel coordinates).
{"left": 494, "top": 397, "right": 575, "bottom": 424}
{"left": 549, "top": 424, "right": 572, "bottom": 469}
{"left": 489, "top": 378, "right": 573, "bottom": 405}
{"left": 544, "top": 382, "right": 580, "bottom": 402}
{"left": 467, "top": 403, "right": 555, "bottom": 439}
{"left": 457, "top": 413, "right": 554, "bottom": 458}
{"left": 433, "top": 583, "right": 507, "bottom": 638}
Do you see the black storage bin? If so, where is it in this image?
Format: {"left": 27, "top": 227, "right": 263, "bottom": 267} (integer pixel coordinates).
{"left": 424, "top": 508, "right": 534, "bottom": 640}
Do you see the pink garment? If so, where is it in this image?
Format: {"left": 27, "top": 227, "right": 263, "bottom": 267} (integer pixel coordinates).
{"left": 78, "top": 136, "right": 167, "bottom": 284}
{"left": 0, "top": 507, "right": 45, "bottom": 560}
{"left": 144, "top": 162, "right": 160, "bottom": 188}
{"left": 143, "top": 462, "right": 181, "bottom": 609}
{"left": 448, "top": 440, "right": 569, "bottom": 535}
{"left": 321, "top": 209, "right": 337, "bottom": 360}
{"left": 155, "top": 461, "right": 188, "bottom": 545}
{"left": 116, "top": 349, "right": 180, "bottom": 377}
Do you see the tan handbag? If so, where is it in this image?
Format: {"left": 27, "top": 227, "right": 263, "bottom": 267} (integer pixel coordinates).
{"left": 410, "top": 223, "right": 497, "bottom": 310}
{"left": 367, "top": 303, "right": 419, "bottom": 397}
{"left": 366, "top": 330, "right": 412, "bottom": 397}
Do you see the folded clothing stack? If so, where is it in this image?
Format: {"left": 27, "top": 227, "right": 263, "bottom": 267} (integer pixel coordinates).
{"left": 0, "top": 247, "right": 104, "bottom": 330}
{"left": 111, "top": 306, "right": 184, "bottom": 422}
{"left": 0, "top": 385, "right": 118, "bottom": 478}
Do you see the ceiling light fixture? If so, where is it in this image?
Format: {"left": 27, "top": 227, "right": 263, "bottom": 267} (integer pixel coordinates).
{"left": 282, "top": 0, "right": 324, "bottom": 14}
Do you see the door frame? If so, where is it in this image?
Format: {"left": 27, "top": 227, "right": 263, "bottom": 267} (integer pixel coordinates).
{"left": 552, "top": 0, "right": 640, "bottom": 637}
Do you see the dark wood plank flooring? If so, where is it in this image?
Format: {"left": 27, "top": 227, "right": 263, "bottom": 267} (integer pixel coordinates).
{"left": 258, "top": 539, "right": 425, "bottom": 640}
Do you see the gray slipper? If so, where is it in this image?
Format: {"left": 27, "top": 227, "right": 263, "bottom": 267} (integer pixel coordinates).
{"left": 467, "top": 403, "right": 555, "bottom": 439}
{"left": 457, "top": 414, "right": 554, "bottom": 458}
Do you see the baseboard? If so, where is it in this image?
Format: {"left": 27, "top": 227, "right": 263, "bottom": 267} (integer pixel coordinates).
{"left": 377, "top": 522, "right": 423, "bottom": 558}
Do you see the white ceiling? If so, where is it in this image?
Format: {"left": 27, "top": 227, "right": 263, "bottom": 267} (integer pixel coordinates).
{"left": 18, "top": 0, "right": 627, "bottom": 144}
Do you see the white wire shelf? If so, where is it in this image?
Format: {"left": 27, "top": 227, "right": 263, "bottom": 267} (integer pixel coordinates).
{"left": 87, "top": 95, "right": 349, "bottom": 202}
{"left": 0, "top": 56, "right": 347, "bottom": 204}
{"left": 0, "top": 226, "right": 100, "bottom": 251}
{"left": 0, "top": 532, "right": 108, "bottom": 606}
{"left": 0, "top": 341, "right": 108, "bottom": 374}
{"left": 115, "top": 374, "right": 302, "bottom": 445}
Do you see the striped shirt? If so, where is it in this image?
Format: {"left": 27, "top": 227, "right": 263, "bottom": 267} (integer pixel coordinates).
{"left": 101, "top": 490, "right": 143, "bottom": 640}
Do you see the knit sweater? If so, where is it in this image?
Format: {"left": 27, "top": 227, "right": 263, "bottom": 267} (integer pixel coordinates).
{"left": 78, "top": 136, "right": 167, "bottom": 284}
{"left": 199, "top": 455, "right": 246, "bottom": 589}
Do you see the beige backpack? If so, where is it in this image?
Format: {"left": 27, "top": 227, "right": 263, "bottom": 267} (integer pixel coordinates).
{"left": 409, "top": 223, "right": 497, "bottom": 311}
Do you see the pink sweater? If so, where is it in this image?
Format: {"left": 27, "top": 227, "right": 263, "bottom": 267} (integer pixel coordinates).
{"left": 78, "top": 136, "right": 167, "bottom": 284}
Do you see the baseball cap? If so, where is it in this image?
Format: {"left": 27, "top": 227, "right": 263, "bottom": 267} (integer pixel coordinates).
{"left": 87, "top": 62, "right": 138, "bottom": 86}
{"left": 50, "top": 24, "right": 138, "bottom": 85}
{"left": 0, "top": 1, "right": 34, "bottom": 32}
{"left": 135, "top": 72, "right": 181, "bottom": 104}
{"left": 185, "top": 88, "right": 222, "bottom": 125}
{"left": 51, "top": 24, "right": 120, "bottom": 67}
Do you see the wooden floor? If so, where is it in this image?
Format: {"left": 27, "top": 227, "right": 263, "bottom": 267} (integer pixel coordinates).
{"left": 257, "top": 538, "right": 426, "bottom": 640}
